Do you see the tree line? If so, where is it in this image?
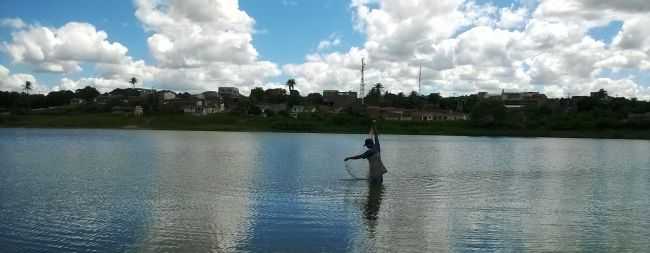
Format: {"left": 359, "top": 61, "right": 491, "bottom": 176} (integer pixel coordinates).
{"left": 3, "top": 78, "right": 650, "bottom": 131}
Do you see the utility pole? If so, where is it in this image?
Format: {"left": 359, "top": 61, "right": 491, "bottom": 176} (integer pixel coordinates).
{"left": 360, "top": 58, "right": 366, "bottom": 104}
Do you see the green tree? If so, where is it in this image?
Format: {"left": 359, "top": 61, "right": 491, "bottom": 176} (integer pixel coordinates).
{"left": 286, "top": 79, "right": 296, "bottom": 93}
{"left": 470, "top": 99, "right": 506, "bottom": 127}
{"left": 250, "top": 87, "right": 264, "bottom": 103}
{"left": 75, "top": 86, "right": 100, "bottom": 102}
{"left": 365, "top": 83, "right": 384, "bottom": 106}
{"left": 23, "top": 81, "right": 32, "bottom": 94}
{"left": 23, "top": 81, "right": 32, "bottom": 110}
{"left": 46, "top": 90, "right": 75, "bottom": 106}
{"left": 306, "top": 93, "right": 324, "bottom": 105}
{"left": 129, "top": 77, "right": 138, "bottom": 89}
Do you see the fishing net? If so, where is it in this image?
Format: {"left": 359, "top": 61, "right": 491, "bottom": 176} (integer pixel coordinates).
{"left": 344, "top": 128, "right": 374, "bottom": 180}
{"left": 345, "top": 158, "right": 369, "bottom": 180}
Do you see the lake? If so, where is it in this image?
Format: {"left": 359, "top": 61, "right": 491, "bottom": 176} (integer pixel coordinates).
{"left": 1, "top": 128, "right": 649, "bottom": 252}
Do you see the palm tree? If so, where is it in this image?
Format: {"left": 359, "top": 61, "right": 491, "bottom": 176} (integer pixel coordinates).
{"left": 129, "top": 77, "right": 138, "bottom": 89}
{"left": 23, "top": 80, "right": 32, "bottom": 110}
{"left": 286, "top": 78, "right": 296, "bottom": 93}
{"left": 23, "top": 81, "right": 32, "bottom": 94}
{"left": 373, "top": 83, "right": 384, "bottom": 94}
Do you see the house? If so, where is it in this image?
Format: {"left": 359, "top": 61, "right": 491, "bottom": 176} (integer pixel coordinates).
{"left": 218, "top": 87, "right": 240, "bottom": 97}
{"left": 111, "top": 106, "right": 132, "bottom": 115}
{"left": 501, "top": 90, "right": 547, "bottom": 106}
{"left": 291, "top": 105, "right": 305, "bottom": 113}
{"left": 317, "top": 105, "right": 334, "bottom": 114}
{"left": 161, "top": 91, "right": 176, "bottom": 101}
{"left": 628, "top": 112, "right": 650, "bottom": 121}
{"left": 415, "top": 110, "right": 468, "bottom": 121}
{"left": 134, "top": 106, "right": 144, "bottom": 117}
{"left": 258, "top": 103, "right": 287, "bottom": 117}
{"left": 183, "top": 99, "right": 225, "bottom": 116}
{"left": 202, "top": 91, "right": 220, "bottom": 99}
{"left": 134, "top": 88, "right": 155, "bottom": 96}
{"left": 94, "top": 94, "right": 114, "bottom": 105}
{"left": 265, "top": 88, "right": 287, "bottom": 97}
{"left": 367, "top": 106, "right": 468, "bottom": 121}
{"left": 366, "top": 107, "right": 412, "bottom": 121}
{"left": 304, "top": 106, "right": 317, "bottom": 113}
{"left": 477, "top": 90, "right": 547, "bottom": 107}
{"left": 288, "top": 105, "right": 317, "bottom": 118}
{"left": 381, "top": 107, "right": 414, "bottom": 121}
{"left": 323, "top": 90, "right": 358, "bottom": 108}
{"left": 290, "top": 105, "right": 304, "bottom": 118}
{"left": 70, "top": 98, "right": 85, "bottom": 105}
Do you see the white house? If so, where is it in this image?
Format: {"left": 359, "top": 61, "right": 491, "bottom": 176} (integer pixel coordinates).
{"left": 134, "top": 106, "right": 144, "bottom": 117}
{"left": 162, "top": 91, "right": 176, "bottom": 101}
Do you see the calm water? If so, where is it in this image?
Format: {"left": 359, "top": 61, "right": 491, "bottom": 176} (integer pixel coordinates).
{"left": 1, "top": 128, "right": 649, "bottom": 252}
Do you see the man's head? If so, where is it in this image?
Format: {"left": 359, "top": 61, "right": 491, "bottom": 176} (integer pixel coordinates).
{"left": 364, "top": 138, "right": 374, "bottom": 148}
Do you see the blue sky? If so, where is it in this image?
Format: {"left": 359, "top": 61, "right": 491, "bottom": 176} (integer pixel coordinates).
{"left": 1, "top": 0, "right": 649, "bottom": 99}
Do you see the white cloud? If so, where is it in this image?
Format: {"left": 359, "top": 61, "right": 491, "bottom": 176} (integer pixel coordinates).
{"left": 0, "top": 18, "right": 26, "bottom": 29}
{"left": 283, "top": 0, "right": 650, "bottom": 99}
{"left": 612, "top": 15, "right": 650, "bottom": 52}
{"left": 53, "top": 77, "right": 129, "bottom": 93}
{"left": 0, "top": 64, "right": 42, "bottom": 93}
{"left": 134, "top": 0, "right": 280, "bottom": 92}
{"left": 497, "top": 7, "right": 528, "bottom": 29}
{"left": 2, "top": 0, "right": 649, "bottom": 99}
{"left": 2, "top": 22, "right": 129, "bottom": 73}
{"left": 136, "top": 0, "right": 258, "bottom": 67}
{"left": 1, "top": 0, "right": 281, "bottom": 94}
{"left": 282, "top": 0, "right": 298, "bottom": 7}
{"left": 317, "top": 34, "right": 342, "bottom": 51}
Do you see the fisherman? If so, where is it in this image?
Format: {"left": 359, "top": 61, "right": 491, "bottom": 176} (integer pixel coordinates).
{"left": 344, "top": 121, "right": 387, "bottom": 184}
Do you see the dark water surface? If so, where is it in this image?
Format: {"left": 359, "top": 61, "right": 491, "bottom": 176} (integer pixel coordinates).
{"left": 1, "top": 128, "right": 649, "bottom": 252}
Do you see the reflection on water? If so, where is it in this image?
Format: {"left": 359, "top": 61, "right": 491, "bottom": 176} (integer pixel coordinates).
{"left": 1, "top": 129, "right": 650, "bottom": 252}
{"left": 363, "top": 183, "right": 384, "bottom": 235}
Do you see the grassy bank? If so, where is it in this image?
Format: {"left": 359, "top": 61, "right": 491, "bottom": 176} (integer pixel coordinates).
{"left": 2, "top": 113, "right": 650, "bottom": 140}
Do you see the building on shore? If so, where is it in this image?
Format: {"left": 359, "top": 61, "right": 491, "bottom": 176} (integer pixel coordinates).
{"left": 258, "top": 103, "right": 288, "bottom": 117}
{"left": 182, "top": 98, "right": 225, "bottom": 116}
{"left": 478, "top": 90, "right": 547, "bottom": 109}
{"left": 218, "top": 87, "right": 240, "bottom": 97}
{"left": 265, "top": 88, "right": 287, "bottom": 97}
{"left": 134, "top": 106, "right": 144, "bottom": 117}
{"left": 414, "top": 110, "right": 468, "bottom": 121}
{"left": 323, "top": 90, "right": 358, "bottom": 109}
{"left": 160, "top": 91, "right": 176, "bottom": 101}
{"left": 367, "top": 106, "right": 467, "bottom": 121}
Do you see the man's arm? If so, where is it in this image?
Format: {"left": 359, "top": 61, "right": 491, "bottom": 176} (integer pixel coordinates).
{"left": 372, "top": 123, "right": 380, "bottom": 152}
{"left": 345, "top": 150, "right": 373, "bottom": 161}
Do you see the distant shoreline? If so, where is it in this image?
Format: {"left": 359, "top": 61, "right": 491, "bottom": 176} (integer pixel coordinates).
{"left": 3, "top": 114, "right": 650, "bottom": 140}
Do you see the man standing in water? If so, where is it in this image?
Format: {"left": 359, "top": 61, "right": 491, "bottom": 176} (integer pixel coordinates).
{"left": 345, "top": 122, "right": 388, "bottom": 184}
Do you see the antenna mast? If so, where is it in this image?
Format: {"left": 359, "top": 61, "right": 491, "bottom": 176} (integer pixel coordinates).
{"left": 361, "top": 58, "right": 366, "bottom": 104}
{"left": 418, "top": 64, "right": 422, "bottom": 95}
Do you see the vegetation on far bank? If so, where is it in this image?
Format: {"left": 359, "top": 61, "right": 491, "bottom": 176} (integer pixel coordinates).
{"left": 3, "top": 113, "right": 650, "bottom": 140}
{"left": 2, "top": 79, "right": 650, "bottom": 139}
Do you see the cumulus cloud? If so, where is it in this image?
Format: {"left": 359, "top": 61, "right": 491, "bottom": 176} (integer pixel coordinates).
{"left": 317, "top": 34, "right": 342, "bottom": 51}
{"left": 283, "top": 0, "right": 650, "bottom": 99}
{"left": 612, "top": 16, "right": 650, "bottom": 52}
{"left": 133, "top": 0, "right": 280, "bottom": 92}
{"left": 497, "top": 7, "right": 528, "bottom": 29}
{"left": 2, "top": 0, "right": 649, "bottom": 99}
{"left": 0, "top": 18, "right": 26, "bottom": 29}
{"left": 2, "top": 22, "right": 129, "bottom": 73}
{"left": 1, "top": 0, "right": 281, "bottom": 94}
{"left": 0, "top": 64, "right": 42, "bottom": 93}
